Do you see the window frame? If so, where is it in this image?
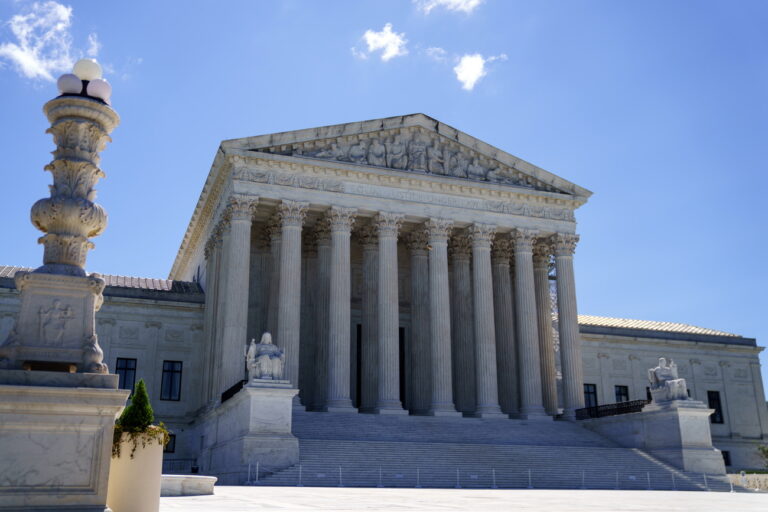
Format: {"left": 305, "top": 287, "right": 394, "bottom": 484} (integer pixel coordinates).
{"left": 115, "top": 357, "right": 137, "bottom": 395}
{"left": 164, "top": 433, "right": 176, "bottom": 454}
{"left": 707, "top": 390, "right": 724, "bottom": 424}
{"left": 160, "top": 360, "right": 183, "bottom": 401}
{"left": 614, "top": 385, "right": 629, "bottom": 403}
{"left": 583, "top": 383, "right": 598, "bottom": 408}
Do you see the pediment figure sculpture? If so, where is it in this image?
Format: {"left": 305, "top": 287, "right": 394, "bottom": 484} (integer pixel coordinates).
{"left": 648, "top": 357, "right": 688, "bottom": 403}
{"left": 246, "top": 332, "right": 285, "bottom": 381}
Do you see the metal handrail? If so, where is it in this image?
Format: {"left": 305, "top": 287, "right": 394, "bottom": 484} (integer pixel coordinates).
{"left": 575, "top": 399, "right": 650, "bottom": 420}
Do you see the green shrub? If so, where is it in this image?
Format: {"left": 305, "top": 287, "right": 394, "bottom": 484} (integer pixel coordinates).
{"left": 112, "top": 379, "right": 169, "bottom": 458}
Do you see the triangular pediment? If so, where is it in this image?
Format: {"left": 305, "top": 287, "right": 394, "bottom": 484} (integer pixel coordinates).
{"left": 222, "top": 114, "right": 591, "bottom": 199}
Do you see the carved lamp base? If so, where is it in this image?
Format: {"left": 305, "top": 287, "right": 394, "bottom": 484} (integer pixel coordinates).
{"left": 0, "top": 272, "right": 108, "bottom": 373}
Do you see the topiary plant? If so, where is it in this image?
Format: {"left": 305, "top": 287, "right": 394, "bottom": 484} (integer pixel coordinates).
{"left": 113, "top": 379, "right": 169, "bottom": 458}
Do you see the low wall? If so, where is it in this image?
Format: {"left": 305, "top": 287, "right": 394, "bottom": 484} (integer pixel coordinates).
{"left": 161, "top": 475, "right": 217, "bottom": 496}
{"left": 729, "top": 473, "right": 768, "bottom": 491}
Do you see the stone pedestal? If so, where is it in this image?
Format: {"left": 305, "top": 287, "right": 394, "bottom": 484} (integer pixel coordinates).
{"left": 0, "top": 370, "right": 129, "bottom": 511}
{"left": 196, "top": 380, "right": 299, "bottom": 485}
{"left": 0, "top": 272, "right": 107, "bottom": 373}
{"left": 583, "top": 398, "right": 726, "bottom": 475}
{"left": 641, "top": 399, "right": 726, "bottom": 475}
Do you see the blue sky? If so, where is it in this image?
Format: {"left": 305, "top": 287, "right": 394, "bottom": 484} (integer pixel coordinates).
{"left": 1, "top": 1, "right": 767, "bottom": 388}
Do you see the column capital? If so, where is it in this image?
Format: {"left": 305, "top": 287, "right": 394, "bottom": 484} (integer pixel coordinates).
{"left": 374, "top": 212, "right": 404, "bottom": 238}
{"left": 325, "top": 206, "right": 357, "bottom": 232}
{"left": 469, "top": 223, "right": 496, "bottom": 248}
{"left": 356, "top": 223, "right": 378, "bottom": 248}
{"left": 532, "top": 239, "right": 554, "bottom": 268}
{"left": 277, "top": 200, "right": 309, "bottom": 228}
{"left": 424, "top": 218, "right": 453, "bottom": 243}
{"left": 223, "top": 194, "right": 259, "bottom": 222}
{"left": 552, "top": 233, "right": 579, "bottom": 256}
{"left": 511, "top": 228, "right": 539, "bottom": 252}
{"left": 405, "top": 229, "right": 429, "bottom": 253}
{"left": 491, "top": 236, "right": 513, "bottom": 264}
{"left": 448, "top": 232, "right": 472, "bottom": 260}
{"left": 313, "top": 218, "right": 332, "bottom": 244}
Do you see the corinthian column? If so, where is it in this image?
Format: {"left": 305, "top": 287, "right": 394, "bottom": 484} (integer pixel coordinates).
{"left": 512, "top": 228, "right": 548, "bottom": 420}
{"left": 312, "top": 221, "right": 331, "bottom": 410}
{"left": 218, "top": 195, "right": 258, "bottom": 395}
{"left": 425, "top": 219, "right": 460, "bottom": 416}
{"left": 202, "top": 225, "right": 223, "bottom": 404}
{"left": 470, "top": 224, "right": 504, "bottom": 418}
{"left": 276, "top": 200, "right": 308, "bottom": 388}
{"left": 533, "top": 239, "right": 559, "bottom": 416}
{"left": 325, "top": 207, "right": 357, "bottom": 412}
{"left": 449, "top": 233, "right": 475, "bottom": 414}
{"left": 553, "top": 233, "right": 584, "bottom": 420}
{"left": 374, "top": 212, "right": 407, "bottom": 414}
{"left": 405, "top": 229, "right": 430, "bottom": 414}
{"left": 358, "top": 224, "right": 379, "bottom": 413}
{"left": 491, "top": 235, "right": 518, "bottom": 416}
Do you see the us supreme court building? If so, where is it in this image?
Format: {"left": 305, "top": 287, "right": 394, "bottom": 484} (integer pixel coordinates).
{"left": 1, "top": 114, "right": 766, "bottom": 478}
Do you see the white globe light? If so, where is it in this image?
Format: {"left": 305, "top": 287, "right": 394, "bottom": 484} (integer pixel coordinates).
{"left": 72, "top": 58, "right": 103, "bottom": 81}
{"left": 86, "top": 78, "right": 112, "bottom": 103}
{"left": 57, "top": 73, "right": 82, "bottom": 94}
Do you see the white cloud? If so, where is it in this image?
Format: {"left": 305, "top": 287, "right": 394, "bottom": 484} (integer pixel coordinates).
{"left": 415, "top": 0, "right": 484, "bottom": 14}
{"left": 453, "top": 53, "right": 507, "bottom": 91}
{"left": 86, "top": 32, "right": 100, "bottom": 58}
{"left": 358, "top": 23, "right": 408, "bottom": 62}
{"left": 0, "top": 1, "right": 76, "bottom": 81}
{"left": 425, "top": 46, "right": 447, "bottom": 63}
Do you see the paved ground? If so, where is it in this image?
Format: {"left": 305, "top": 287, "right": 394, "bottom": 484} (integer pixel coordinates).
{"left": 160, "top": 487, "right": 768, "bottom": 512}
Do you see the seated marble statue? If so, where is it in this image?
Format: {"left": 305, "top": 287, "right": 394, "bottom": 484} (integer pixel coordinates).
{"left": 648, "top": 357, "right": 688, "bottom": 403}
{"left": 246, "top": 333, "right": 285, "bottom": 381}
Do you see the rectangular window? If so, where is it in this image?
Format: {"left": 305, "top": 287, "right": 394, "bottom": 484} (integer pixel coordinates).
{"left": 160, "top": 361, "right": 183, "bottom": 401}
{"left": 115, "top": 358, "right": 137, "bottom": 394}
{"left": 584, "top": 383, "right": 598, "bottom": 408}
{"left": 164, "top": 434, "right": 176, "bottom": 454}
{"left": 646, "top": 387, "right": 651, "bottom": 401}
{"left": 721, "top": 450, "right": 731, "bottom": 467}
{"left": 614, "top": 385, "right": 629, "bottom": 403}
{"left": 707, "top": 390, "right": 724, "bottom": 424}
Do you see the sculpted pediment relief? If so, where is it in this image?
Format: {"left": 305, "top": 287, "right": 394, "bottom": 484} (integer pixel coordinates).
{"left": 249, "top": 127, "right": 567, "bottom": 194}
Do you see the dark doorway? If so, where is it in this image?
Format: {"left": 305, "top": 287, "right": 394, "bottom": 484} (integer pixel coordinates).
{"left": 354, "top": 323, "right": 362, "bottom": 409}
{"left": 399, "top": 327, "right": 406, "bottom": 407}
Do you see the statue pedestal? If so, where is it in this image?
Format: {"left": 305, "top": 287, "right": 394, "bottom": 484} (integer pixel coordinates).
{"left": 582, "top": 398, "right": 726, "bottom": 475}
{"left": 0, "top": 370, "right": 129, "bottom": 511}
{"left": 0, "top": 272, "right": 107, "bottom": 373}
{"left": 640, "top": 399, "right": 726, "bottom": 475}
{"left": 195, "top": 380, "right": 299, "bottom": 485}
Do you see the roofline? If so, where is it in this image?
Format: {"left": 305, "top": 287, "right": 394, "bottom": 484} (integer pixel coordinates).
{"left": 579, "top": 324, "right": 757, "bottom": 347}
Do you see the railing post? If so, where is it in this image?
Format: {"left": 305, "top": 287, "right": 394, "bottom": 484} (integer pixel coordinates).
{"left": 297, "top": 464, "right": 303, "bottom": 487}
{"left": 671, "top": 472, "right": 676, "bottom": 491}
{"left": 527, "top": 469, "right": 533, "bottom": 489}
{"left": 416, "top": 467, "right": 421, "bottom": 489}
{"left": 615, "top": 471, "right": 619, "bottom": 490}
{"left": 247, "top": 463, "right": 251, "bottom": 485}
{"left": 492, "top": 468, "right": 497, "bottom": 489}
{"left": 338, "top": 465, "right": 343, "bottom": 487}
{"left": 646, "top": 471, "right": 651, "bottom": 490}
{"left": 455, "top": 468, "right": 461, "bottom": 489}
{"left": 703, "top": 473, "right": 709, "bottom": 491}
{"left": 581, "top": 470, "right": 586, "bottom": 489}
{"left": 256, "top": 461, "right": 259, "bottom": 485}
{"left": 377, "top": 466, "right": 383, "bottom": 488}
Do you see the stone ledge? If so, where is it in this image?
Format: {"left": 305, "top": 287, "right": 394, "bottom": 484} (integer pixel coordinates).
{"left": 161, "top": 475, "right": 217, "bottom": 497}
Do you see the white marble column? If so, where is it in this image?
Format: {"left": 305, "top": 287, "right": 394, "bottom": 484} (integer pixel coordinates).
{"left": 533, "top": 239, "right": 559, "bottom": 416}
{"left": 218, "top": 195, "right": 258, "bottom": 396}
{"left": 449, "top": 233, "right": 475, "bottom": 415}
{"left": 425, "top": 219, "right": 460, "bottom": 417}
{"left": 266, "top": 216, "right": 281, "bottom": 336}
{"left": 553, "top": 233, "right": 584, "bottom": 420}
{"left": 312, "top": 221, "right": 331, "bottom": 410}
{"left": 491, "top": 236, "right": 519, "bottom": 417}
{"left": 276, "top": 200, "right": 308, "bottom": 389}
{"left": 325, "top": 207, "right": 357, "bottom": 412}
{"left": 470, "top": 224, "right": 505, "bottom": 418}
{"left": 358, "top": 224, "right": 379, "bottom": 413}
{"left": 374, "top": 212, "right": 407, "bottom": 415}
{"left": 405, "top": 229, "right": 430, "bottom": 414}
{"left": 202, "top": 225, "right": 222, "bottom": 404}
{"left": 512, "top": 228, "right": 548, "bottom": 420}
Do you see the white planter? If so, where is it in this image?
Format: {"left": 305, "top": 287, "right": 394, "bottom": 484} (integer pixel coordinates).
{"left": 107, "top": 431, "right": 164, "bottom": 512}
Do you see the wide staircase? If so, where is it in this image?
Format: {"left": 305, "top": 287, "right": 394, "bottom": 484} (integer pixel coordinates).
{"left": 257, "top": 410, "right": 733, "bottom": 491}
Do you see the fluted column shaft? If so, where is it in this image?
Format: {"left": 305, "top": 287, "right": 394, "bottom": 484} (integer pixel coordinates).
{"left": 553, "top": 233, "right": 584, "bottom": 419}
{"left": 202, "top": 225, "right": 223, "bottom": 404}
{"left": 276, "top": 201, "right": 308, "bottom": 388}
{"left": 426, "top": 219, "right": 460, "bottom": 416}
{"left": 406, "top": 230, "right": 430, "bottom": 414}
{"left": 533, "top": 241, "right": 559, "bottom": 416}
{"left": 470, "top": 224, "right": 504, "bottom": 417}
{"left": 491, "top": 237, "right": 518, "bottom": 416}
{"left": 449, "top": 234, "right": 475, "bottom": 414}
{"left": 218, "top": 196, "right": 258, "bottom": 396}
{"left": 359, "top": 225, "right": 379, "bottom": 412}
{"left": 325, "top": 207, "right": 357, "bottom": 411}
{"left": 375, "top": 212, "right": 407, "bottom": 414}
{"left": 513, "top": 229, "right": 548, "bottom": 419}
{"left": 267, "top": 218, "right": 281, "bottom": 336}
{"left": 313, "top": 224, "right": 331, "bottom": 409}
